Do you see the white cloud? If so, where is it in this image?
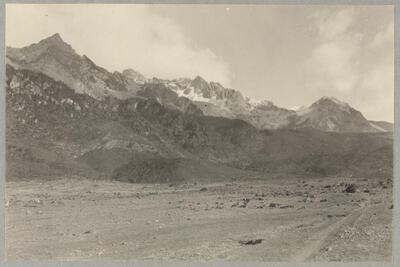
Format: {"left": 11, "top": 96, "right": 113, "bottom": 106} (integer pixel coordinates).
{"left": 305, "top": 7, "right": 393, "bottom": 121}
{"left": 316, "top": 8, "right": 355, "bottom": 41}
{"left": 359, "top": 22, "right": 394, "bottom": 121}
{"left": 305, "top": 9, "right": 362, "bottom": 93}
{"left": 6, "top": 4, "right": 231, "bottom": 86}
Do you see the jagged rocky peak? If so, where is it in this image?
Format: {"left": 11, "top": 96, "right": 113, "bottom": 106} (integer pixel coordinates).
{"left": 25, "top": 33, "right": 76, "bottom": 56}
{"left": 191, "top": 75, "right": 208, "bottom": 87}
{"left": 38, "top": 33, "right": 65, "bottom": 46}
{"left": 122, "top": 68, "right": 147, "bottom": 84}
{"left": 6, "top": 33, "right": 144, "bottom": 100}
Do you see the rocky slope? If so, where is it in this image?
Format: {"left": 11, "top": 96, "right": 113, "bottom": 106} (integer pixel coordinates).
{"left": 6, "top": 65, "right": 393, "bottom": 181}
{"left": 291, "top": 97, "right": 383, "bottom": 133}
{"left": 156, "top": 75, "right": 296, "bottom": 130}
{"left": 5, "top": 34, "right": 394, "bottom": 182}
{"left": 6, "top": 33, "right": 143, "bottom": 100}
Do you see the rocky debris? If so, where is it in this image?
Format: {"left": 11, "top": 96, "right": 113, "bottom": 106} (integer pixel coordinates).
{"left": 50, "top": 199, "right": 65, "bottom": 205}
{"left": 239, "top": 239, "right": 264, "bottom": 245}
{"left": 343, "top": 184, "right": 357, "bottom": 193}
{"left": 199, "top": 187, "right": 208, "bottom": 192}
{"left": 377, "top": 181, "right": 389, "bottom": 189}
{"left": 269, "top": 203, "right": 279, "bottom": 208}
{"left": 327, "top": 214, "right": 347, "bottom": 218}
{"left": 215, "top": 202, "right": 224, "bottom": 209}
{"left": 338, "top": 227, "right": 357, "bottom": 240}
{"left": 279, "top": 205, "right": 294, "bottom": 209}
{"left": 238, "top": 198, "right": 250, "bottom": 208}
{"left": 320, "top": 199, "right": 327, "bottom": 202}
{"left": 24, "top": 198, "right": 42, "bottom": 207}
{"left": 304, "top": 197, "right": 313, "bottom": 203}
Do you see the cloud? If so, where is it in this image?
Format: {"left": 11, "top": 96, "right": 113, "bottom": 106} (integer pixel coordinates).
{"left": 315, "top": 8, "right": 356, "bottom": 41}
{"left": 305, "top": 7, "right": 393, "bottom": 121}
{"left": 305, "top": 8, "right": 361, "bottom": 93}
{"left": 6, "top": 4, "right": 231, "bottom": 86}
{"left": 359, "top": 22, "right": 394, "bottom": 121}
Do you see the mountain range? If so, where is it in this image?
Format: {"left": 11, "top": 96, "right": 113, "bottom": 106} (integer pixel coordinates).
{"left": 5, "top": 34, "right": 393, "bottom": 182}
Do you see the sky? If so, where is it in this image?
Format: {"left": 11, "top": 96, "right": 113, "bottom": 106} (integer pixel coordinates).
{"left": 6, "top": 4, "right": 394, "bottom": 122}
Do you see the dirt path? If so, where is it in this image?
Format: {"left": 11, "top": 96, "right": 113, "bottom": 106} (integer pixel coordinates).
{"left": 291, "top": 207, "right": 365, "bottom": 262}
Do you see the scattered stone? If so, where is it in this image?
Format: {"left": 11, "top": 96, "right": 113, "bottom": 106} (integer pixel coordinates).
{"left": 343, "top": 184, "right": 356, "bottom": 193}
{"left": 50, "top": 199, "right": 65, "bottom": 205}
{"left": 269, "top": 203, "right": 279, "bottom": 208}
{"left": 279, "top": 205, "right": 294, "bottom": 209}
{"left": 239, "top": 239, "right": 264, "bottom": 245}
{"left": 238, "top": 198, "right": 250, "bottom": 208}
{"left": 328, "top": 214, "right": 347, "bottom": 218}
{"left": 304, "top": 197, "right": 313, "bottom": 203}
{"left": 389, "top": 204, "right": 393, "bottom": 209}
{"left": 320, "top": 199, "right": 327, "bottom": 202}
{"left": 200, "top": 187, "right": 208, "bottom": 192}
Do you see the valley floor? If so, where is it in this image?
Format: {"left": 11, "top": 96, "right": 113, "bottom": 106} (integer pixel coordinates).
{"left": 5, "top": 176, "right": 393, "bottom": 261}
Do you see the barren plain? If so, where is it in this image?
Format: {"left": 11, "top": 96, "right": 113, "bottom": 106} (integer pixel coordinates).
{"left": 6, "top": 176, "right": 393, "bottom": 261}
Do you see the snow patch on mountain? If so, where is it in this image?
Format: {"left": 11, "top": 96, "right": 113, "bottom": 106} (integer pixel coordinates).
{"left": 175, "top": 86, "right": 212, "bottom": 102}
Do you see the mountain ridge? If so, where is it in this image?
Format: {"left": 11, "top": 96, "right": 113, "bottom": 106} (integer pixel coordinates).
{"left": 6, "top": 63, "right": 393, "bottom": 182}
{"left": 6, "top": 33, "right": 393, "bottom": 134}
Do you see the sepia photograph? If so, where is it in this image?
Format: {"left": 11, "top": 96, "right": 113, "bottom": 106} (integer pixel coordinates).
{"left": 3, "top": 3, "right": 395, "bottom": 262}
